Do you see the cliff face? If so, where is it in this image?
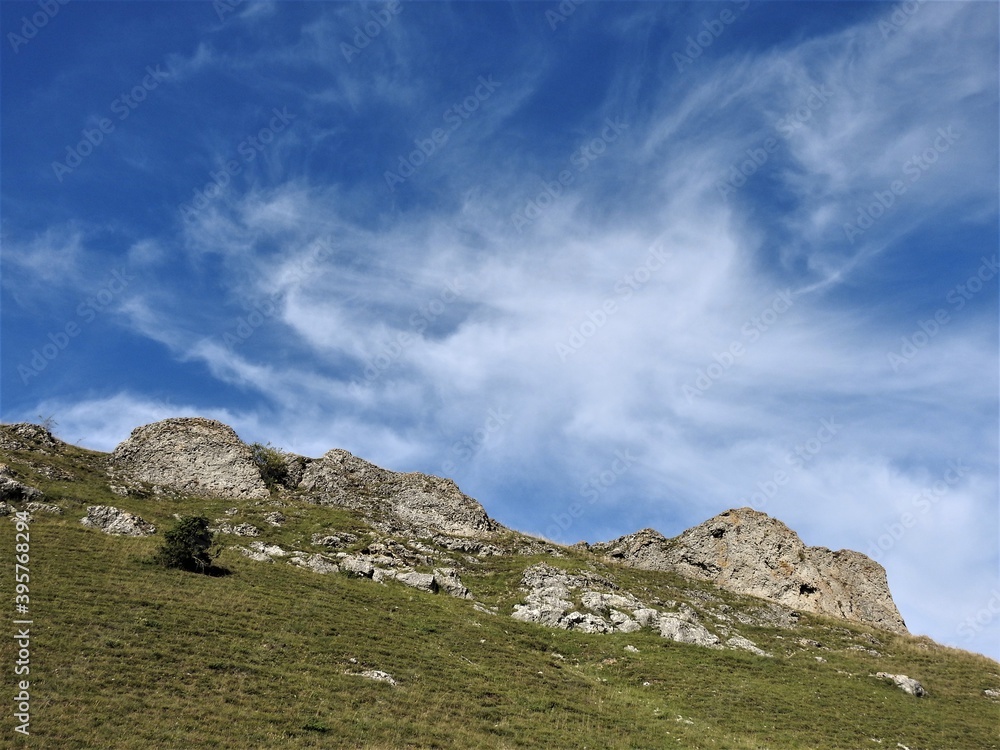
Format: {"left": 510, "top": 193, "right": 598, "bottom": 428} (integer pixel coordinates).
{"left": 593, "top": 507, "right": 907, "bottom": 634}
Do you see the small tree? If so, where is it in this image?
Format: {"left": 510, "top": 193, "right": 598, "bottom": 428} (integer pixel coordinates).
{"left": 251, "top": 441, "right": 289, "bottom": 491}
{"left": 154, "top": 515, "right": 217, "bottom": 573}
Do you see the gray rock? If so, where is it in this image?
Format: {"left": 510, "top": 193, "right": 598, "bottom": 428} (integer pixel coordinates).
{"left": 875, "top": 672, "right": 927, "bottom": 697}
{"left": 658, "top": 613, "right": 721, "bottom": 648}
{"left": 351, "top": 669, "right": 397, "bottom": 686}
{"left": 984, "top": 688, "right": 1000, "bottom": 699}
{"left": 0, "top": 502, "right": 10, "bottom": 516}
{"left": 396, "top": 571, "right": 438, "bottom": 593}
{"left": 214, "top": 522, "right": 261, "bottom": 537}
{"left": 263, "top": 511, "right": 286, "bottom": 526}
{"left": 26, "top": 501, "right": 62, "bottom": 515}
{"left": 288, "top": 553, "right": 339, "bottom": 574}
{"left": 433, "top": 568, "right": 472, "bottom": 599}
{"left": 0, "top": 423, "right": 59, "bottom": 452}
{"left": 341, "top": 555, "right": 375, "bottom": 578}
{"left": 312, "top": 532, "right": 358, "bottom": 548}
{"left": 107, "top": 417, "right": 269, "bottom": 500}
{"left": 726, "top": 635, "right": 772, "bottom": 657}
{"left": 234, "top": 545, "right": 273, "bottom": 563}
{"left": 81, "top": 505, "right": 156, "bottom": 536}
{"left": 299, "top": 448, "right": 503, "bottom": 539}
{"left": 593, "top": 508, "right": 908, "bottom": 634}
{"left": 0, "top": 464, "right": 43, "bottom": 503}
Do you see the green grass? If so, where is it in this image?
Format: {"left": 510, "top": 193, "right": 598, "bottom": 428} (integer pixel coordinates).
{"left": 1, "top": 438, "right": 998, "bottom": 748}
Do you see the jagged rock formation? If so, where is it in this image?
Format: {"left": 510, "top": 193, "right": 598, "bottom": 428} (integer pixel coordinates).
{"left": 592, "top": 508, "right": 907, "bottom": 634}
{"left": 108, "top": 418, "right": 269, "bottom": 500}
{"left": 298, "top": 448, "right": 503, "bottom": 538}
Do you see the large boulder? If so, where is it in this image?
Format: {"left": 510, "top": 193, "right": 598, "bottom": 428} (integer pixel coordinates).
{"left": 108, "top": 418, "right": 269, "bottom": 500}
{"left": 593, "top": 508, "right": 907, "bottom": 634}
{"left": 298, "top": 448, "right": 502, "bottom": 538}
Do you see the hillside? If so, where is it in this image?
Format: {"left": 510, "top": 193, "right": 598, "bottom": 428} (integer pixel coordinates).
{"left": 1, "top": 419, "right": 998, "bottom": 749}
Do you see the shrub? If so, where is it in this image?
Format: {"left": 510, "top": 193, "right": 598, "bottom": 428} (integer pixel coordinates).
{"left": 154, "top": 515, "right": 217, "bottom": 573}
{"left": 251, "top": 441, "right": 289, "bottom": 490}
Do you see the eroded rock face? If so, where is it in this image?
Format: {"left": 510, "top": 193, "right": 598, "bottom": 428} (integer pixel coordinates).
{"left": 299, "top": 448, "right": 502, "bottom": 538}
{"left": 0, "top": 423, "right": 59, "bottom": 452}
{"left": 108, "top": 418, "right": 269, "bottom": 500}
{"left": 594, "top": 508, "right": 907, "bottom": 634}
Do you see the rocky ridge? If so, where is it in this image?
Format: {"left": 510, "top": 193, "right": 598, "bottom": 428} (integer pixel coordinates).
{"left": 591, "top": 508, "right": 907, "bottom": 634}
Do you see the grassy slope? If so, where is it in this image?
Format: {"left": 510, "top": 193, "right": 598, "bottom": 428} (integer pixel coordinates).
{"left": 1, "top": 440, "right": 998, "bottom": 749}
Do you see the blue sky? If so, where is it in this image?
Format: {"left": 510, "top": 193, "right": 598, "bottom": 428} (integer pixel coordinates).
{"left": 2, "top": 1, "right": 998, "bottom": 659}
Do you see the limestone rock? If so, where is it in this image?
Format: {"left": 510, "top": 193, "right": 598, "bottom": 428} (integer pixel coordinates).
{"left": 433, "top": 567, "right": 472, "bottom": 599}
{"left": 213, "top": 521, "right": 261, "bottom": 537}
{"left": 352, "top": 669, "right": 397, "bottom": 686}
{"left": 658, "top": 613, "right": 720, "bottom": 648}
{"left": 396, "top": 571, "right": 438, "bottom": 593}
{"left": 594, "top": 508, "right": 907, "bottom": 634}
{"left": 341, "top": 555, "right": 375, "bottom": 578}
{"left": 0, "top": 464, "right": 43, "bottom": 503}
{"left": 107, "top": 418, "right": 269, "bottom": 500}
{"left": 263, "top": 511, "right": 286, "bottom": 527}
{"left": 0, "top": 423, "right": 59, "bottom": 452}
{"left": 312, "top": 532, "right": 358, "bottom": 548}
{"left": 26, "top": 501, "right": 62, "bottom": 515}
{"left": 288, "top": 553, "right": 339, "bottom": 574}
{"left": 81, "top": 505, "right": 156, "bottom": 536}
{"left": 299, "top": 448, "right": 502, "bottom": 538}
{"left": 875, "top": 672, "right": 927, "bottom": 697}
{"left": 726, "top": 635, "right": 772, "bottom": 657}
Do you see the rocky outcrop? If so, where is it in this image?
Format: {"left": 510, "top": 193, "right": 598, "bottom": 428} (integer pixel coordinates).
{"left": 0, "top": 464, "right": 43, "bottom": 503}
{"left": 299, "top": 448, "right": 502, "bottom": 538}
{"left": 593, "top": 508, "right": 907, "bottom": 634}
{"left": 108, "top": 418, "right": 270, "bottom": 500}
{"left": 81, "top": 505, "right": 156, "bottom": 536}
{"left": 508, "top": 563, "right": 761, "bottom": 651}
{"left": 0, "top": 423, "right": 59, "bottom": 452}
